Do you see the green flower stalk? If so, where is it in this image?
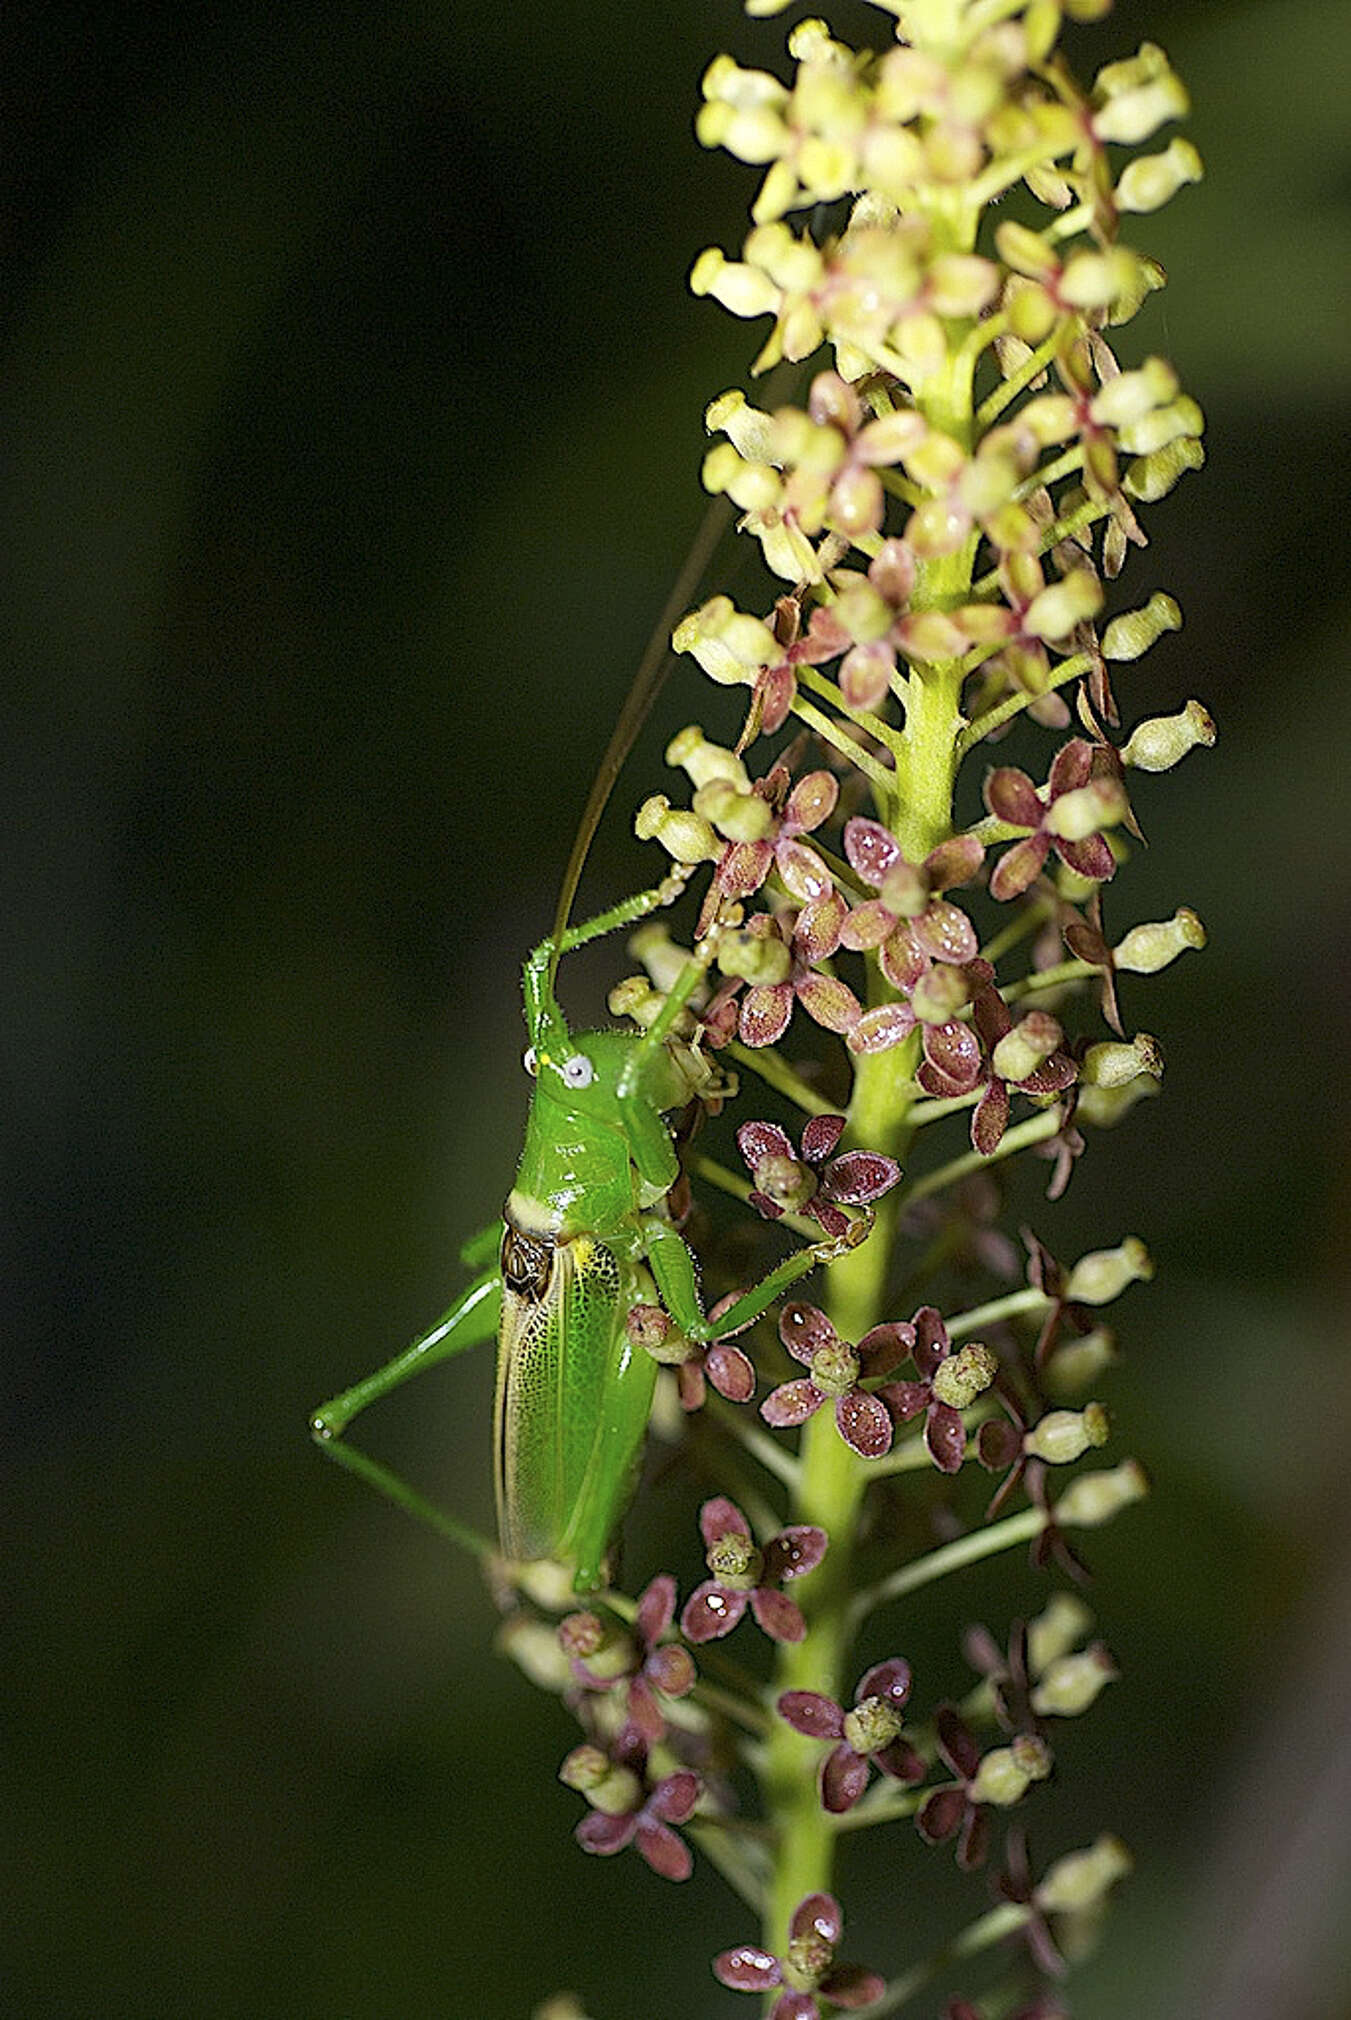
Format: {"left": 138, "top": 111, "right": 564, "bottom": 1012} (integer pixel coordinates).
{"left": 315, "top": 2, "right": 1209, "bottom": 2013}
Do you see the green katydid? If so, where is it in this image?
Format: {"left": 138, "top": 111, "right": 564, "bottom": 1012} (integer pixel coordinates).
{"left": 310, "top": 503, "right": 864, "bottom": 1592}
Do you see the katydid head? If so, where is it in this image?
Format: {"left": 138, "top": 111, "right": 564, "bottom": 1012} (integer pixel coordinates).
{"left": 525, "top": 1028, "right": 648, "bottom": 1127}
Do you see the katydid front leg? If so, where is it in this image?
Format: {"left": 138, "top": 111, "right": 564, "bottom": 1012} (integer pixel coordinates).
{"left": 639, "top": 1211, "right": 869, "bottom": 1346}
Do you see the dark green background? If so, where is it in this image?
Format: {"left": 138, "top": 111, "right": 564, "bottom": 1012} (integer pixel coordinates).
{"left": 4, "top": 1, "right": 1347, "bottom": 2014}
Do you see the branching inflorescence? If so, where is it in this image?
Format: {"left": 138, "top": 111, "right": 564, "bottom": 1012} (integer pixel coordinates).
{"left": 504, "top": 3, "right": 1211, "bottom": 2013}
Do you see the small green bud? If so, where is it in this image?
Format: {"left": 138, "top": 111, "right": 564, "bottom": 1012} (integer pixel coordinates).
{"left": 1024, "top": 1403, "right": 1111, "bottom": 1465}
{"left": 1101, "top": 591, "right": 1182, "bottom": 661}
{"left": 991, "top": 1010, "right": 1062, "bottom": 1084}
{"left": 754, "top": 1151, "right": 817, "bottom": 1214}
{"left": 515, "top": 1560, "right": 581, "bottom": 1611}
{"left": 1027, "top": 1592, "right": 1094, "bottom": 1674}
{"left": 1046, "top": 1325, "right": 1117, "bottom": 1396}
{"left": 842, "top": 1694, "right": 904, "bottom": 1757}
{"left": 559, "top": 1746, "right": 641, "bottom": 1815}
{"left": 1044, "top": 776, "right": 1128, "bottom": 843}
{"left": 1065, "top": 1237, "right": 1153, "bottom": 1304}
{"left": 1118, "top": 395, "right": 1205, "bottom": 457}
{"left": 1094, "top": 71, "right": 1189, "bottom": 145}
{"left": 931, "top": 1340, "right": 998, "bottom": 1410}
{"left": 1090, "top": 357, "right": 1178, "bottom": 429}
{"left": 707, "top": 1530, "right": 763, "bottom": 1591}
{"left": 1031, "top": 1644, "right": 1118, "bottom": 1718}
{"left": 673, "top": 595, "right": 776, "bottom": 685}
{"left": 1081, "top": 1034, "right": 1164, "bottom": 1089}
{"left": 1036, "top": 1835, "right": 1133, "bottom": 1915}
{"left": 667, "top": 724, "right": 749, "bottom": 792}
{"left": 694, "top": 778, "right": 774, "bottom": 843}
{"left": 911, "top": 962, "right": 971, "bottom": 1023}
{"left": 1116, "top": 136, "right": 1203, "bottom": 213}
{"left": 1056, "top": 1458, "right": 1149, "bottom": 1528}
{"left": 689, "top": 245, "right": 780, "bottom": 318}
{"left": 878, "top": 859, "right": 928, "bottom": 918}
{"left": 717, "top": 927, "right": 792, "bottom": 987}
{"left": 970, "top": 1734, "right": 1052, "bottom": 1807}
{"left": 1124, "top": 435, "right": 1205, "bottom": 501}
{"left": 832, "top": 576, "right": 894, "bottom": 645}
{"left": 782, "top": 1932, "right": 833, "bottom": 1993}
{"left": 1024, "top": 569, "right": 1104, "bottom": 641}
{"left": 496, "top": 1615, "right": 575, "bottom": 1693}
{"left": 634, "top": 794, "right": 721, "bottom": 866}
{"left": 1121, "top": 698, "right": 1216, "bottom": 771}
{"left": 1115, "top": 908, "right": 1206, "bottom": 973}
{"left": 702, "top": 440, "right": 781, "bottom": 512}
{"left": 810, "top": 1340, "right": 862, "bottom": 1399}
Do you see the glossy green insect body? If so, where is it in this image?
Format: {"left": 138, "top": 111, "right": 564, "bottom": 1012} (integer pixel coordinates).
{"left": 311, "top": 893, "right": 849, "bottom": 1591}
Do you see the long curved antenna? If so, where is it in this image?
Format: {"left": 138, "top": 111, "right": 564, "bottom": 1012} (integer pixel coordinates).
{"left": 545, "top": 492, "right": 733, "bottom": 989}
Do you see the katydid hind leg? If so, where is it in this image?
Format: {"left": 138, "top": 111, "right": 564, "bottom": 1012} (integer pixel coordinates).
{"left": 310, "top": 1256, "right": 502, "bottom": 1444}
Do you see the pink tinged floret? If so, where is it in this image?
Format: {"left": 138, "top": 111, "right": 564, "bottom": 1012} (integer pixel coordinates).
{"left": 681, "top": 1498, "right": 826, "bottom": 1646}
{"left": 985, "top": 739, "right": 1122, "bottom": 902}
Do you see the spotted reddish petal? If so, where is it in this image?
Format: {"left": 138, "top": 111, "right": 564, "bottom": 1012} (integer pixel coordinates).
{"left": 857, "top": 1657, "right": 912, "bottom": 1707}
{"left": 750, "top": 1585, "right": 807, "bottom": 1642}
{"left": 737, "top": 1118, "right": 797, "bottom": 1167}
{"left": 925, "top": 1401, "right": 967, "bottom": 1473}
{"left": 769, "top": 1994, "right": 818, "bottom": 2020}
{"left": 917, "top": 1786, "right": 968, "bottom": 1846}
{"left": 843, "top": 815, "right": 901, "bottom": 888}
{"left": 913, "top": 1306, "right": 950, "bottom": 1373}
{"left": 925, "top": 833, "right": 984, "bottom": 889}
{"left": 762, "top": 1523, "right": 828, "bottom": 1582}
{"left": 973, "top": 1078, "right": 1010, "bottom": 1156}
{"left": 786, "top": 770, "right": 839, "bottom": 832}
{"left": 990, "top": 833, "right": 1050, "bottom": 901}
{"left": 700, "top": 1496, "right": 750, "bottom": 1548}
{"left": 717, "top": 838, "right": 775, "bottom": 901}
{"left": 778, "top": 1690, "right": 846, "bottom": 1740}
{"left": 681, "top": 1581, "right": 749, "bottom": 1643}
{"left": 921, "top": 1019, "right": 983, "bottom": 1092}
{"left": 780, "top": 1300, "right": 837, "bottom": 1362}
{"left": 879, "top": 922, "right": 927, "bottom": 992}
{"left": 839, "top": 898, "right": 895, "bottom": 951}
{"left": 1048, "top": 738, "right": 1093, "bottom": 796}
{"left": 984, "top": 765, "right": 1043, "bottom": 828}
{"left": 649, "top": 1770, "right": 700, "bottom": 1825}
{"left": 822, "top": 1741, "right": 871, "bottom": 1813}
{"left": 800, "top": 1112, "right": 846, "bottom": 1162}
{"left": 795, "top": 890, "right": 848, "bottom": 961}
{"left": 739, "top": 981, "right": 795, "bottom": 1047}
{"left": 762, "top": 1379, "right": 824, "bottom": 1428}
{"left": 836, "top": 1388, "right": 894, "bottom": 1459}
{"left": 877, "top": 1737, "right": 927, "bottom": 1784}
{"left": 847, "top": 1001, "right": 917, "bottom": 1053}
{"left": 820, "top": 1150, "right": 901, "bottom": 1204}
{"left": 760, "top": 662, "right": 797, "bottom": 736}
{"left": 936, "top": 1705, "right": 982, "bottom": 1780}
{"left": 1056, "top": 833, "right": 1117, "bottom": 882}
{"left": 636, "top": 1573, "right": 676, "bottom": 1648}
{"left": 881, "top": 1378, "right": 931, "bottom": 1422}
{"left": 576, "top": 1810, "right": 636, "bottom": 1857}
{"left": 635, "top": 1817, "right": 693, "bottom": 1880}
{"left": 856, "top": 1320, "right": 913, "bottom": 1378}
{"left": 778, "top": 837, "right": 834, "bottom": 903}
{"left": 791, "top": 1891, "right": 844, "bottom": 1946}
{"left": 706, "top": 1341, "right": 756, "bottom": 1403}
{"left": 913, "top": 898, "right": 979, "bottom": 965}
{"left": 714, "top": 1946, "right": 782, "bottom": 1992}
{"left": 795, "top": 971, "right": 861, "bottom": 1036}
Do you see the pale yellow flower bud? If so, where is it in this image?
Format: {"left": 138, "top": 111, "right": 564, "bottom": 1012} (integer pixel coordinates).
{"left": 1036, "top": 1836, "right": 1133, "bottom": 1915}
{"left": 1116, "top": 137, "right": 1203, "bottom": 213}
{"left": 694, "top": 778, "right": 774, "bottom": 843}
{"left": 1024, "top": 1403, "right": 1111, "bottom": 1466}
{"left": 1102, "top": 591, "right": 1182, "bottom": 661}
{"left": 634, "top": 795, "right": 721, "bottom": 866}
{"left": 1081, "top": 1035, "right": 1164, "bottom": 1089}
{"left": 970, "top": 1735, "right": 1052, "bottom": 1807}
{"left": 1121, "top": 699, "right": 1216, "bottom": 771}
{"left": 1044, "top": 776, "right": 1127, "bottom": 842}
{"left": 1090, "top": 357, "right": 1178, "bottom": 429}
{"left": 1046, "top": 1326, "right": 1117, "bottom": 1396}
{"left": 1056, "top": 1459, "right": 1149, "bottom": 1528}
{"left": 1024, "top": 569, "right": 1105, "bottom": 641}
{"left": 1124, "top": 435, "right": 1206, "bottom": 501}
{"left": 1114, "top": 909, "right": 1206, "bottom": 973}
{"left": 1031, "top": 1646, "right": 1118, "bottom": 1718}
{"left": 1027, "top": 1592, "right": 1094, "bottom": 1674}
{"left": 931, "top": 1341, "right": 998, "bottom": 1410}
{"left": 1065, "top": 1237, "right": 1153, "bottom": 1304}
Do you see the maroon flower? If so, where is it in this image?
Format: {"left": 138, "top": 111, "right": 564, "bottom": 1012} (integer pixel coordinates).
{"left": 877, "top": 1307, "right": 997, "bottom": 1474}
{"left": 681, "top": 1495, "right": 827, "bottom": 1645}
{"left": 762, "top": 1301, "right": 911, "bottom": 1460}
{"left": 698, "top": 759, "right": 840, "bottom": 939}
{"left": 731, "top": 900, "right": 861, "bottom": 1049}
{"left": 713, "top": 1891, "right": 885, "bottom": 2018}
{"left": 983, "top": 740, "right": 1126, "bottom": 901}
{"left": 561, "top": 1739, "right": 700, "bottom": 1881}
{"left": 915, "top": 1708, "right": 1051, "bottom": 1870}
{"left": 839, "top": 817, "right": 984, "bottom": 991}
{"left": 969, "top": 988, "right": 1078, "bottom": 1157}
{"left": 778, "top": 1657, "right": 924, "bottom": 1813}
{"left": 561, "top": 1574, "right": 696, "bottom": 1747}
{"left": 737, "top": 1112, "right": 901, "bottom": 1240}
{"left": 627, "top": 1297, "right": 756, "bottom": 1413}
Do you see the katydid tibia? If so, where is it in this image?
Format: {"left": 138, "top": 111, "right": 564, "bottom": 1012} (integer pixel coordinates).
{"left": 310, "top": 492, "right": 862, "bottom": 1591}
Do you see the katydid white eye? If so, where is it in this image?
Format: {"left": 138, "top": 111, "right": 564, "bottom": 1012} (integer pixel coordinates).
{"left": 561, "top": 1053, "right": 594, "bottom": 1089}
{"left": 522, "top": 1046, "right": 538, "bottom": 1077}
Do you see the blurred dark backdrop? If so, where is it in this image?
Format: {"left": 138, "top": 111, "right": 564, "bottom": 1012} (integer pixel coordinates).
{"left": 3, "top": 1, "right": 1348, "bottom": 2014}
